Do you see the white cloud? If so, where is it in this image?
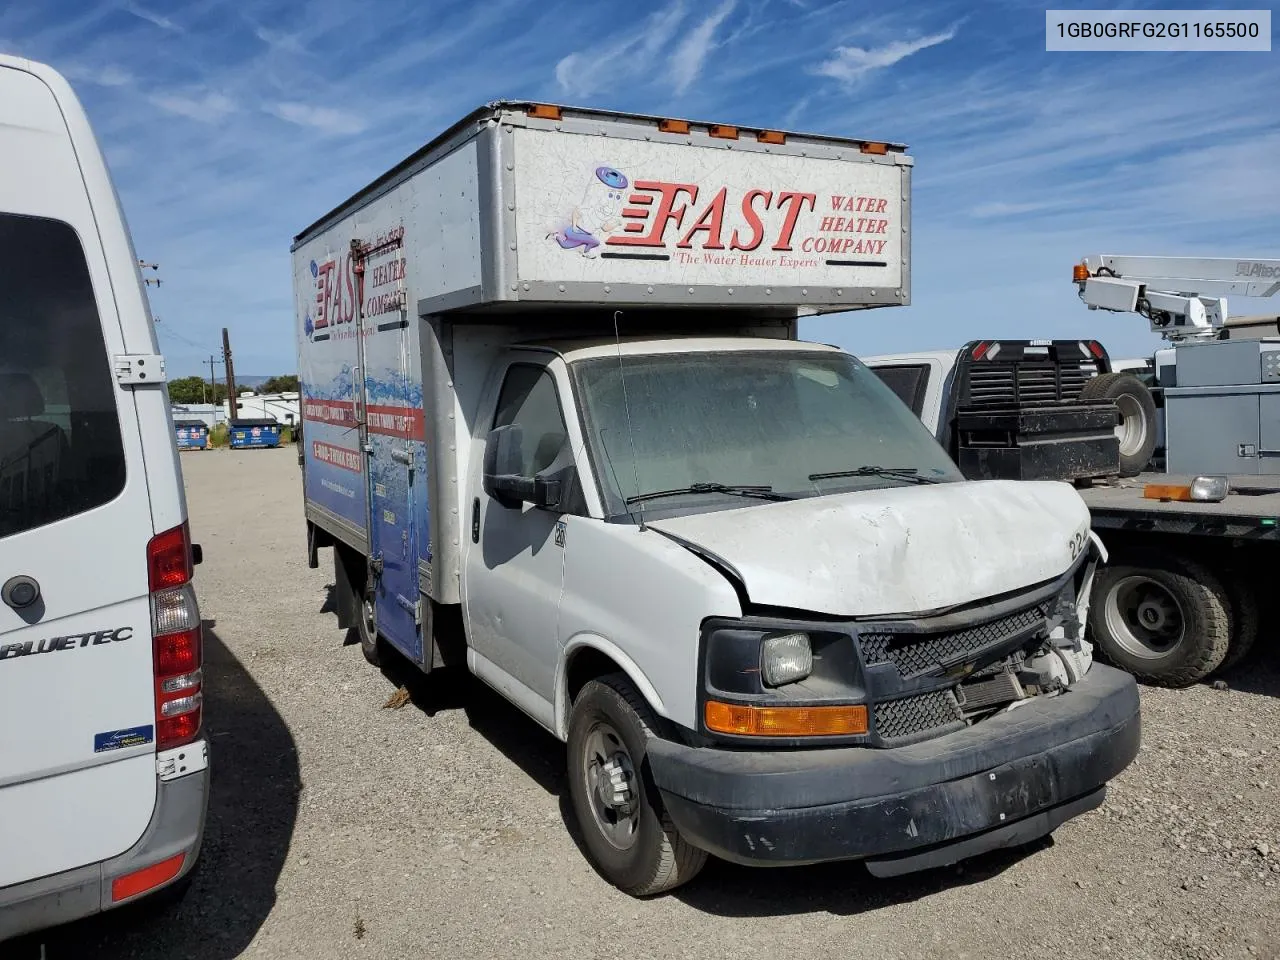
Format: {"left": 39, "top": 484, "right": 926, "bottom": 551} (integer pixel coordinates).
{"left": 125, "top": 2, "right": 180, "bottom": 32}
{"left": 555, "top": 3, "right": 687, "bottom": 98}
{"left": 815, "top": 26, "right": 957, "bottom": 84}
{"left": 670, "top": 0, "right": 737, "bottom": 94}
{"left": 264, "top": 102, "right": 368, "bottom": 136}
{"left": 150, "top": 90, "right": 236, "bottom": 123}
{"left": 254, "top": 26, "right": 305, "bottom": 54}
{"left": 970, "top": 200, "right": 1060, "bottom": 218}
{"left": 65, "top": 63, "right": 133, "bottom": 87}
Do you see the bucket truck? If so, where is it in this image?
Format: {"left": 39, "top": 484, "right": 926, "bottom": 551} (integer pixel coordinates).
{"left": 865, "top": 255, "right": 1280, "bottom": 689}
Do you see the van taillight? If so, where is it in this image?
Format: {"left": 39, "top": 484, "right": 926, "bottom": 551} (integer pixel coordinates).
{"left": 147, "top": 523, "right": 202, "bottom": 751}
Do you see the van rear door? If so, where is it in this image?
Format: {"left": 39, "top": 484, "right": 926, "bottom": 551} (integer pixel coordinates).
{"left": 0, "top": 62, "right": 160, "bottom": 887}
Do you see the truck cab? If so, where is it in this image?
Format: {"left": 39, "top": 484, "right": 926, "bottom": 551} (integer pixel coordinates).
{"left": 461, "top": 332, "right": 1139, "bottom": 891}
{"left": 292, "top": 103, "right": 1140, "bottom": 895}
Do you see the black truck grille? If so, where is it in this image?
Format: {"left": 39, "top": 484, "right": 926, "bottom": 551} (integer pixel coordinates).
{"left": 874, "top": 690, "right": 965, "bottom": 741}
{"left": 858, "top": 604, "right": 1049, "bottom": 679}
{"left": 964, "top": 363, "right": 1094, "bottom": 407}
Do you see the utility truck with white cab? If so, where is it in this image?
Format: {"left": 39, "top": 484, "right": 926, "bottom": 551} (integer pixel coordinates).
{"left": 293, "top": 102, "right": 1140, "bottom": 895}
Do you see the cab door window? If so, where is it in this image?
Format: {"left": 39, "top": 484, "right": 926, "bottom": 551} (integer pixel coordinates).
{"left": 492, "top": 364, "right": 569, "bottom": 479}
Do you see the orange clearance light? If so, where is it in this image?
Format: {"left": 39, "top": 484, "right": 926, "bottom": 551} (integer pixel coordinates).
{"left": 860, "top": 141, "right": 889, "bottom": 155}
{"left": 111, "top": 853, "right": 186, "bottom": 902}
{"left": 757, "top": 130, "right": 786, "bottom": 144}
{"left": 709, "top": 124, "right": 739, "bottom": 140}
{"left": 659, "top": 118, "right": 691, "bottom": 134}
{"left": 526, "top": 104, "right": 562, "bottom": 120}
{"left": 1073, "top": 263, "right": 1091, "bottom": 282}
{"left": 1143, "top": 483, "right": 1193, "bottom": 502}
{"left": 705, "top": 701, "right": 869, "bottom": 737}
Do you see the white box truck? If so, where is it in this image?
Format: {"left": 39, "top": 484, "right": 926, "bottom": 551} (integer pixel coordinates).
{"left": 292, "top": 102, "right": 1140, "bottom": 895}
{"left": 0, "top": 56, "right": 208, "bottom": 941}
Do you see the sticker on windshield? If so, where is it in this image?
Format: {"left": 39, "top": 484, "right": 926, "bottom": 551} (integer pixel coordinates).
{"left": 94, "top": 724, "right": 154, "bottom": 754}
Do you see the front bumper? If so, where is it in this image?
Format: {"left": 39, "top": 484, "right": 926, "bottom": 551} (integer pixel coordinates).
{"left": 648, "top": 664, "right": 1139, "bottom": 873}
{"left": 0, "top": 749, "right": 210, "bottom": 943}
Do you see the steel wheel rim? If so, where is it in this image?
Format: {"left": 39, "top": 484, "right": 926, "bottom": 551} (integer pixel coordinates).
{"left": 362, "top": 595, "right": 376, "bottom": 640}
{"left": 581, "top": 721, "right": 640, "bottom": 851}
{"left": 1103, "top": 574, "right": 1185, "bottom": 660}
{"left": 1113, "top": 393, "right": 1147, "bottom": 457}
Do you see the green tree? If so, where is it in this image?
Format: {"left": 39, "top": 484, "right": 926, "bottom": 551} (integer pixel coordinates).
{"left": 260, "top": 374, "right": 300, "bottom": 394}
{"left": 168, "top": 375, "right": 210, "bottom": 404}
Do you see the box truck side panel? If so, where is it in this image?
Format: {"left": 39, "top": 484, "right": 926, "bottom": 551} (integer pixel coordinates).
{"left": 509, "top": 124, "right": 907, "bottom": 304}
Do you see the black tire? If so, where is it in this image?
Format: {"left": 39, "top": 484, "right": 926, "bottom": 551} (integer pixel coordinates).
{"left": 356, "top": 582, "right": 382, "bottom": 667}
{"left": 1219, "top": 576, "right": 1260, "bottom": 671}
{"left": 1089, "top": 552, "right": 1231, "bottom": 687}
{"left": 566, "top": 674, "right": 707, "bottom": 896}
{"left": 1080, "top": 372, "right": 1158, "bottom": 477}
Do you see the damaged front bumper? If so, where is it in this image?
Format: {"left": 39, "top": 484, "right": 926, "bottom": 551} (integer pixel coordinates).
{"left": 647, "top": 663, "right": 1139, "bottom": 875}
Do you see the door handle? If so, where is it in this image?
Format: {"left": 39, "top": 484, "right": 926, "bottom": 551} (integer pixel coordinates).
{"left": 471, "top": 498, "right": 480, "bottom": 543}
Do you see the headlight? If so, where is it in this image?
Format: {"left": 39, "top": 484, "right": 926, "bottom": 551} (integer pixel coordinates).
{"left": 760, "top": 632, "right": 812, "bottom": 687}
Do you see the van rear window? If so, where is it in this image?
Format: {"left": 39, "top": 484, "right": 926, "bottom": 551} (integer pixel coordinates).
{"left": 0, "top": 213, "right": 126, "bottom": 539}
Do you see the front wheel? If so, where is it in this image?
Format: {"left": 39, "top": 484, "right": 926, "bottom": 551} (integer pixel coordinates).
{"left": 566, "top": 674, "right": 707, "bottom": 896}
{"left": 1089, "top": 553, "right": 1231, "bottom": 687}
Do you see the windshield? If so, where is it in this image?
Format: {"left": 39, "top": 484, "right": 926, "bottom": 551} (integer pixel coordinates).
{"left": 570, "top": 348, "right": 964, "bottom": 518}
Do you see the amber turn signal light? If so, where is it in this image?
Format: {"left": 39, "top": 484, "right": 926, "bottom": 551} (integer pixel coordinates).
{"left": 705, "top": 701, "right": 869, "bottom": 737}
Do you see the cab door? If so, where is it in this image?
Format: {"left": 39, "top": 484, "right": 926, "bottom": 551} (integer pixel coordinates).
{"left": 462, "top": 358, "right": 569, "bottom": 716}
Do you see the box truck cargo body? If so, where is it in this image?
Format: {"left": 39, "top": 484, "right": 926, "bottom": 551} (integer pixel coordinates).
{"left": 292, "top": 103, "right": 1139, "bottom": 895}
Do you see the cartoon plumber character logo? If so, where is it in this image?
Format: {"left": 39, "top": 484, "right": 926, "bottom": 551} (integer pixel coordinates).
{"left": 548, "top": 165, "right": 629, "bottom": 257}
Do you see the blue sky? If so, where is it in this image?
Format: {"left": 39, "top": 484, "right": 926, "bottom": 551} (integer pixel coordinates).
{"left": 3, "top": 0, "right": 1278, "bottom": 375}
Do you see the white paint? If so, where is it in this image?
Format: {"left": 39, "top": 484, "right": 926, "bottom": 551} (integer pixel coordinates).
{"left": 861, "top": 350, "right": 960, "bottom": 436}
{"left": 555, "top": 517, "right": 741, "bottom": 732}
{"left": 513, "top": 126, "right": 904, "bottom": 292}
{"left": 0, "top": 56, "right": 198, "bottom": 887}
{"left": 647, "top": 479, "right": 1092, "bottom": 617}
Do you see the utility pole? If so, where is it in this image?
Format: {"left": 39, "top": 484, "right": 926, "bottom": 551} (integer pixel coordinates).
{"left": 204, "top": 354, "right": 221, "bottom": 408}
{"left": 222, "top": 328, "right": 239, "bottom": 420}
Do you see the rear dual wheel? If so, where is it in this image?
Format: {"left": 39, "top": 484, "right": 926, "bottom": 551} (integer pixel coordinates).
{"left": 355, "top": 582, "right": 382, "bottom": 667}
{"left": 1089, "top": 552, "right": 1261, "bottom": 686}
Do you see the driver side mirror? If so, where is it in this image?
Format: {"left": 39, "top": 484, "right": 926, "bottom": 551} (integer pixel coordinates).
{"left": 482, "top": 424, "right": 569, "bottom": 511}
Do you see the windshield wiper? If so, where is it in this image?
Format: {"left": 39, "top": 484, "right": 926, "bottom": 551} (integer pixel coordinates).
{"left": 625, "top": 482, "right": 794, "bottom": 506}
{"left": 808, "top": 466, "right": 941, "bottom": 485}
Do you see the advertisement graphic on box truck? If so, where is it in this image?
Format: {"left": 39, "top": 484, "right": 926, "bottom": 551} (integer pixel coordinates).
{"left": 294, "top": 103, "right": 1138, "bottom": 897}
{"left": 522, "top": 131, "right": 903, "bottom": 286}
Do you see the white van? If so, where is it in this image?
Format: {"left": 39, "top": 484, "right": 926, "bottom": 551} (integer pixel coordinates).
{"left": 0, "top": 56, "right": 209, "bottom": 941}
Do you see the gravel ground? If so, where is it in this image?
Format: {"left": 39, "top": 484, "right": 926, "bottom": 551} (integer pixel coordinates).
{"left": 15, "top": 447, "right": 1280, "bottom": 960}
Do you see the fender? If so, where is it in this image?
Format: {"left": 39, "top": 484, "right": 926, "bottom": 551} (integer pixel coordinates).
{"left": 556, "top": 634, "right": 669, "bottom": 741}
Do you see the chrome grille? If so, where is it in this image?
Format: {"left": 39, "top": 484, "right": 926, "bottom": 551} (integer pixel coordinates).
{"left": 858, "top": 604, "right": 1048, "bottom": 678}
{"left": 874, "top": 690, "right": 964, "bottom": 740}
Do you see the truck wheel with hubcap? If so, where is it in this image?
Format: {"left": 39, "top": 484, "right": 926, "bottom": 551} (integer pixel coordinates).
{"left": 1088, "top": 553, "right": 1231, "bottom": 687}
{"left": 357, "top": 583, "right": 382, "bottom": 667}
{"left": 566, "top": 674, "right": 707, "bottom": 896}
{"left": 1079, "top": 372, "right": 1157, "bottom": 477}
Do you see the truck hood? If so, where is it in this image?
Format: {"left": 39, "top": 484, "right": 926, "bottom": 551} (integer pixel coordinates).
{"left": 645, "top": 480, "right": 1090, "bottom": 617}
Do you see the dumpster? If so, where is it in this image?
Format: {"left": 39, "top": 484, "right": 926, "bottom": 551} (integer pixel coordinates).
{"left": 229, "top": 418, "right": 281, "bottom": 449}
{"left": 174, "top": 419, "right": 209, "bottom": 451}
